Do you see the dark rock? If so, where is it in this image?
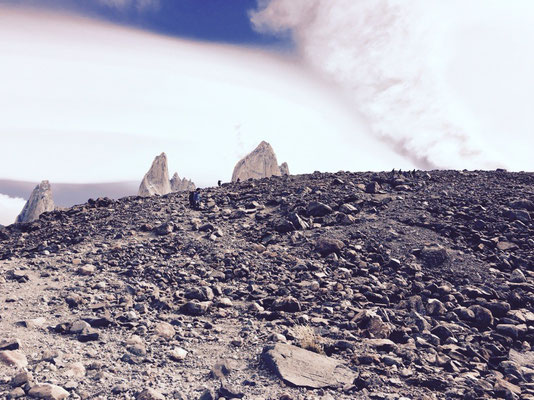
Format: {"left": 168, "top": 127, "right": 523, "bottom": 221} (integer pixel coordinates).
{"left": 272, "top": 296, "right": 301, "bottom": 313}
{"left": 306, "top": 201, "right": 333, "bottom": 217}
{"left": 180, "top": 301, "right": 211, "bottom": 316}
{"left": 430, "top": 325, "right": 454, "bottom": 342}
{"left": 365, "top": 182, "right": 380, "bottom": 194}
{"left": 219, "top": 384, "right": 244, "bottom": 399}
{"left": 470, "top": 305, "right": 494, "bottom": 329}
{"left": 418, "top": 246, "right": 449, "bottom": 268}
{"left": 315, "top": 237, "right": 344, "bottom": 256}
{"left": 0, "top": 339, "right": 20, "bottom": 351}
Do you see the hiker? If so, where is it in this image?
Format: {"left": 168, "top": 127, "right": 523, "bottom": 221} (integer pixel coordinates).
{"left": 188, "top": 191, "right": 195, "bottom": 209}
{"left": 217, "top": 180, "right": 221, "bottom": 187}
{"left": 192, "top": 188, "right": 202, "bottom": 210}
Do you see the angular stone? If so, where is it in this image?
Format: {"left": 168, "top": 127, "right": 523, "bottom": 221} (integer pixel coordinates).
{"left": 169, "top": 347, "right": 187, "bottom": 361}
{"left": 315, "top": 237, "right": 344, "bottom": 256}
{"left": 28, "top": 383, "right": 70, "bottom": 400}
{"left": 0, "top": 350, "right": 28, "bottom": 369}
{"left": 0, "top": 339, "right": 20, "bottom": 351}
{"left": 469, "top": 305, "right": 494, "bottom": 329}
{"left": 136, "top": 388, "right": 165, "bottom": 400}
{"left": 184, "top": 287, "right": 214, "bottom": 302}
{"left": 510, "top": 269, "right": 526, "bottom": 283}
{"left": 180, "top": 301, "right": 211, "bottom": 316}
{"left": 11, "top": 371, "right": 32, "bottom": 387}
{"left": 306, "top": 201, "right": 333, "bottom": 217}
{"left": 77, "top": 264, "right": 96, "bottom": 276}
{"left": 418, "top": 246, "right": 449, "bottom": 268}
{"left": 272, "top": 296, "right": 301, "bottom": 313}
{"left": 262, "top": 343, "right": 356, "bottom": 389}
{"left": 154, "top": 322, "right": 175, "bottom": 340}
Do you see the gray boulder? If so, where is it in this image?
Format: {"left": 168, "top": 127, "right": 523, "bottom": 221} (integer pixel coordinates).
{"left": 16, "top": 180, "right": 55, "bottom": 223}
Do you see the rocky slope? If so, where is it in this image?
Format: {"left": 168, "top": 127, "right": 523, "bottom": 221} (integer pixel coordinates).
{"left": 170, "top": 173, "right": 196, "bottom": 193}
{"left": 15, "top": 180, "right": 55, "bottom": 223}
{"left": 0, "top": 170, "right": 533, "bottom": 400}
{"left": 138, "top": 153, "right": 172, "bottom": 197}
{"left": 232, "top": 142, "right": 289, "bottom": 182}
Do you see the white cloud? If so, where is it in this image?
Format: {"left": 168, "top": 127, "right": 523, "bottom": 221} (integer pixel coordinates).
{"left": 97, "top": 0, "right": 160, "bottom": 12}
{"left": 0, "top": 6, "right": 410, "bottom": 187}
{"left": 0, "top": 194, "right": 25, "bottom": 226}
{"left": 251, "top": 0, "right": 534, "bottom": 170}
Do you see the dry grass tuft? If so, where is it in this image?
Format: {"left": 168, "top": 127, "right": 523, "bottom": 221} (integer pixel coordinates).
{"left": 292, "top": 325, "right": 323, "bottom": 354}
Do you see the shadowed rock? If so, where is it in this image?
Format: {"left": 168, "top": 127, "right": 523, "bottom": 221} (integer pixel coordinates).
{"left": 138, "top": 153, "right": 171, "bottom": 196}
{"left": 16, "top": 180, "right": 55, "bottom": 223}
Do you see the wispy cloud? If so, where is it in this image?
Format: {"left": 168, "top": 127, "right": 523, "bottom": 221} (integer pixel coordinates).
{"left": 96, "top": 0, "right": 160, "bottom": 13}
{"left": 250, "top": 0, "right": 534, "bottom": 170}
{"left": 0, "top": 6, "right": 410, "bottom": 187}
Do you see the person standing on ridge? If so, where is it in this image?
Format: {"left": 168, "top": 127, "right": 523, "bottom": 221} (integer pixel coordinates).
{"left": 192, "top": 188, "right": 202, "bottom": 210}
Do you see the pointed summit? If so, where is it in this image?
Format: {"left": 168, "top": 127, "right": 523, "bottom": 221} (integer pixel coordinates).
{"left": 138, "top": 153, "right": 172, "bottom": 196}
{"left": 16, "top": 180, "right": 55, "bottom": 223}
{"left": 232, "top": 141, "right": 289, "bottom": 182}
{"left": 170, "top": 172, "right": 196, "bottom": 192}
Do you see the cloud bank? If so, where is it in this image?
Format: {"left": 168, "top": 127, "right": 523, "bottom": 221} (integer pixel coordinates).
{"left": 0, "top": 194, "right": 25, "bottom": 226}
{"left": 0, "top": 5, "right": 411, "bottom": 187}
{"left": 251, "top": 0, "right": 534, "bottom": 170}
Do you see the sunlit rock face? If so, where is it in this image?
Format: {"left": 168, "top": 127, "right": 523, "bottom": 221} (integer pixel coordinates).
{"left": 16, "top": 180, "right": 55, "bottom": 223}
{"left": 170, "top": 173, "right": 196, "bottom": 192}
{"left": 232, "top": 141, "right": 289, "bottom": 182}
{"left": 138, "top": 153, "right": 172, "bottom": 196}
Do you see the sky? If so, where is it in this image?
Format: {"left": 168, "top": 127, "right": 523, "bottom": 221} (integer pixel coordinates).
{"left": 1, "top": 0, "right": 534, "bottom": 224}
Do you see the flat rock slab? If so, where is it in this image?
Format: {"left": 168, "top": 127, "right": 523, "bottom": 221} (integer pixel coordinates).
{"left": 262, "top": 343, "right": 356, "bottom": 389}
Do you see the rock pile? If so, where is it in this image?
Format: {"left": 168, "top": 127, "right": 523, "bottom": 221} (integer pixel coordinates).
{"left": 232, "top": 141, "right": 289, "bottom": 182}
{"left": 15, "top": 180, "right": 55, "bottom": 223}
{"left": 0, "top": 169, "right": 533, "bottom": 399}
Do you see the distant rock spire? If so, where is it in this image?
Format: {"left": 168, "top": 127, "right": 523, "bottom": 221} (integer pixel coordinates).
{"left": 170, "top": 172, "right": 196, "bottom": 192}
{"left": 280, "top": 162, "right": 290, "bottom": 176}
{"left": 232, "top": 141, "right": 289, "bottom": 182}
{"left": 138, "top": 153, "right": 172, "bottom": 196}
{"left": 16, "top": 180, "right": 55, "bottom": 223}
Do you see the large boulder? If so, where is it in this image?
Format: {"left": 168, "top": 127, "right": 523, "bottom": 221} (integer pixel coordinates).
{"left": 232, "top": 141, "right": 289, "bottom": 182}
{"left": 16, "top": 180, "right": 55, "bottom": 223}
{"left": 170, "top": 172, "right": 196, "bottom": 192}
{"left": 262, "top": 343, "right": 356, "bottom": 388}
{"left": 138, "top": 153, "right": 172, "bottom": 196}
